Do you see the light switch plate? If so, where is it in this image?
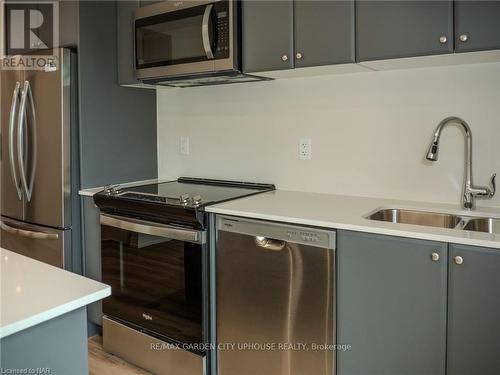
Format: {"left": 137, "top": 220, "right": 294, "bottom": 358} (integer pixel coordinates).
{"left": 180, "top": 136, "right": 190, "bottom": 155}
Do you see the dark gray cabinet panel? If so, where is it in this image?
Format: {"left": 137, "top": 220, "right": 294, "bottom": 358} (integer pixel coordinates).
{"left": 294, "top": 1, "right": 354, "bottom": 68}
{"left": 337, "top": 231, "right": 447, "bottom": 375}
{"left": 242, "top": 0, "right": 294, "bottom": 72}
{"left": 79, "top": 1, "right": 157, "bottom": 189}
{"left": 455, "top": 1, "right": 500, "bottom": 52}
{"left": 82, "top": 196, "right": 103, "bottom": 326}
{"left": 58, "top": 1, "right": 79, "bottom": 48}
{"left": 0, "top": 308, "right": 88, "bottom": 374}
{"left": 117, "top": 0, "right": 140, "bottom": 85}
{"left": 447, "top": 244, "right": 500, "bottom": 375}
{"left": 356, "top": 1, "right": 453, "bottom": 61}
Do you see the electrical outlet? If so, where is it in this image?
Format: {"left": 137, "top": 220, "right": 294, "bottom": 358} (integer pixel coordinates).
{"left": 180, "top": 136, "right": 190, "bottom": 155}
{"left": 299, "top": 138, "right": 312, "bottom": 160}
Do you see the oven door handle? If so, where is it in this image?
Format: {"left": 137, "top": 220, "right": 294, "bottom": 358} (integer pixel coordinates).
{"left": 100, "top": 214, "right": 206, "bottom": 244}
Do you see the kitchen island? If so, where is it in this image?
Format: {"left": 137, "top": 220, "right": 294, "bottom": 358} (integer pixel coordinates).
{"left": 0, "top": 248, "right": 111, "bottom": 374}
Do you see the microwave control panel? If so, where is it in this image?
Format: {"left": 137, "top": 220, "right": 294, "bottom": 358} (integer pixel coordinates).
{"left": 214, "top": 1, "right": 230, "bottom": 59}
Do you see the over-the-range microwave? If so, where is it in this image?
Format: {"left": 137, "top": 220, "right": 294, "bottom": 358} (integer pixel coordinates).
{"left": 134, "top": 0, "right": 269, "bottom": 87}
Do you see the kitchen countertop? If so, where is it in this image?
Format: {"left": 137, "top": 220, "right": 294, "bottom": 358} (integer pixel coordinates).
{"left": 206, "top": 190, "right": 500, "bottom": 249}
{"left": 0, "top": 248, "right": 111, "bottom": 339}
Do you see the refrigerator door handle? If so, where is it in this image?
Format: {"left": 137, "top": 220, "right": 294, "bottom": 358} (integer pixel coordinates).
{"left": 0, "top": 221, "right": 59, "bottom": 240}
{"left": 26, "top": 80, "right": 37, "bottom": 201}
{"left": 8, "top": 81, "right": 23, "bottom": 200}
{"left": 17, "top": 80, "right": 37, "bottom": 202}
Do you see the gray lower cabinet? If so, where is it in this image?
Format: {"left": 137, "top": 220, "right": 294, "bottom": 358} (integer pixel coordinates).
{"left": 447, "top": 244, "right": 500, "bottom": 375}
{"left": 293, "top": 1, "right": 354, "bottom": 68}
{"left": 455, "top": 1, "right": 500, "bottom": 53}
{"left": 356, "top": 1, "right": 453, "bottom": 61}
{"left": 242, "top": 0, "right": 294, "bottom": 72}
{"left": 337, "top": 231, "right": 447, "bottom": 375}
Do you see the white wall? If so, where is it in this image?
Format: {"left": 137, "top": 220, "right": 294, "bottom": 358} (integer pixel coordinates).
{"left": 157, "top": 62, "right": 500, "bottom": 208}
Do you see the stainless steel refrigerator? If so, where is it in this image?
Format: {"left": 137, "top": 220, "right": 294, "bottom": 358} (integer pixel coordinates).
{"left": 1, "top": 48, "right": 80, "bottom": 270}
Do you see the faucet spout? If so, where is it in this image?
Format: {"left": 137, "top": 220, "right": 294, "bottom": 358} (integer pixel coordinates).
{"left": 425, "top": 117, "right": 494, "bottom": 210}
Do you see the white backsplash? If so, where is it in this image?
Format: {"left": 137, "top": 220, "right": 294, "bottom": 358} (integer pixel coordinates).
{"left": 157, "top": 62, "right": 500, "bottom": 208}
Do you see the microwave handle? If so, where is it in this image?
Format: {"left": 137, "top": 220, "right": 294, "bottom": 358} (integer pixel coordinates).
{"left": 202, "top": 3, "right": 214, "bottom": 59}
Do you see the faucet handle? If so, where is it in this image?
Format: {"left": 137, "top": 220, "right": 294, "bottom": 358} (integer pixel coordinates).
{"left": 489, "top": 173, "right": 496, "bottom": 198}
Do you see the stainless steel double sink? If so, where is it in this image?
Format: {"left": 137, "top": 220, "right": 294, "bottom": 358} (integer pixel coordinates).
{"left": 366, "top": 208, "right": 500, "bottom": 234}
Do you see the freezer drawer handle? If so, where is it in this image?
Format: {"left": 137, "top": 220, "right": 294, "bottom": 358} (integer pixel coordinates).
{"left": 0, "top": 221, "right": 59, "bottom": 240}
{"left": 8, "top": 81, "right": 23, "bottom": 200}
{"left": 100, "top": 214, "right": 206, "bottom": 244}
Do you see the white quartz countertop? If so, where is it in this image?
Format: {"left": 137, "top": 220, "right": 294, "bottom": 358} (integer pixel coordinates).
{"left": 206, "top": 190, "right": 500, "bottom": 249}
{"left": 0, "top": 248, "right": 111, "bottom": 339}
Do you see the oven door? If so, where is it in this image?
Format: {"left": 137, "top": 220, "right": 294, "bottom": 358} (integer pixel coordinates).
{"left": 100, "top": 213, "right": 207, "bottom": 347}
{"left": 134, "top": 0, "right": 236, "bottom": 79}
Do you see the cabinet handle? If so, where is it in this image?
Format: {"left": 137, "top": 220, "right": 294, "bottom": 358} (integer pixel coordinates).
{"left": 296, "top": 52, "right": 303, "bottom": 60}
{"left": 439, "top": 36, "right": 447, "bottom": 44}
{"left": 454, "top": 255, "right": 464, "bottom": 265}
{"left": 459, "top": 34, "right": 468, "bottom": 42}
{"left": 430, "top": 252, "right": 440, "bottom": 262}
{"left": 281, "top": 54, "right": 288, "bottom": 62}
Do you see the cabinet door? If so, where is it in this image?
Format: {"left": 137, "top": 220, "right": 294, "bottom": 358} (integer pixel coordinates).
{"left": 356, "top": 1, "right": 453, "bottom": 61}
{"left": 448, "top": 244, "right": 500, "bottom": 375}
{"left": 241, "top": 0, "right": 294, "bottom": 73}
{"left": 337, "top": 231, "right": 447, "bottom": 375}
{"left": 455, "top": 1, "right": 500, "bottom": 52}
{"left": 293, "top": 1, "right": 354, "bottom": 68}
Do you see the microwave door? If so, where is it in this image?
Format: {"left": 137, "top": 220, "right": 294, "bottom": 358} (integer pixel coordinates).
{"left": 134, "top": 2, "right": 221, "bottom": 79}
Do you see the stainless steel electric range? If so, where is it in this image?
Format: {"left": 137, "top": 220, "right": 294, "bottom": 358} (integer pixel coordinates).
{"left": 93, "top": 177, "right": 274, "bottom": 375}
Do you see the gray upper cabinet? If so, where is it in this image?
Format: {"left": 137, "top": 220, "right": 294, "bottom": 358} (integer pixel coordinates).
{"left": 242, "top": 1, "right": 294, "bottom": 72}
{"left": 356, "top": 1, "right": 454, "bottom": 61}
{"left": 116, "top": 0, "right": 140, "bottom": 86}
{"left": 293, "top": 1, "right": 354, "bottom": 68}
{"left": 337, "top": 231, "right": 447, "bottom": 375}
{"left": 242, "top": 0, "right": 354, "bottom": 73}
{"left": 455, "top": 1, "right": 500, "bottom": 53}
{"left": 447, "top": 244, "right": 500, "bottom": 375}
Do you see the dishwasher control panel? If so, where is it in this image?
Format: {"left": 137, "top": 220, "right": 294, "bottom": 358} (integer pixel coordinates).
{"left": 218, "top": 216, "right": 336, "bottom": 249}
{"left": 286, "top": 229, "right": 321, "bottom": 243}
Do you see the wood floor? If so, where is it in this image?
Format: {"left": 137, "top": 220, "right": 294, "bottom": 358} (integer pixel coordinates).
{"left": 88, "top": 335, "right": 152, "bottom": 375}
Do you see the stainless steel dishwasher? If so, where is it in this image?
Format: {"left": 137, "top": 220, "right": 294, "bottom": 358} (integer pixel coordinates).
{"left": 216, "top": 216, "right": 336, "bottom": 375}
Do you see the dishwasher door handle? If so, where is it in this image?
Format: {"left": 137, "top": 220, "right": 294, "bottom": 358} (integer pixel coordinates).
{"left": 255, "top": 236, "right": 286, "bottom": 251}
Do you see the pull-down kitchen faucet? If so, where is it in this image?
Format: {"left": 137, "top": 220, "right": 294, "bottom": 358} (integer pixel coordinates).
{"left": 425, "top": 116, "right": 496, "bottom": 210}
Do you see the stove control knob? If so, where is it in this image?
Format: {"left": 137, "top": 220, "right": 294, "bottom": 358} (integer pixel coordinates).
{"left": 193, "top": 195, "right": 202, "bottom": 205}
{"left": 103, "top": 184, "right": 121, "bottom": 195}
{"left": 180, "top": 194, "right": 190, "bottom": 204}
